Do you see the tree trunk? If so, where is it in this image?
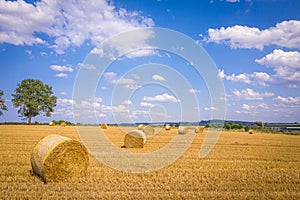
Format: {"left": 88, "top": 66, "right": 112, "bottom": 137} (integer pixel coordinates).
{"left": 28, "top": 116, "right": 32, "bottom": 124}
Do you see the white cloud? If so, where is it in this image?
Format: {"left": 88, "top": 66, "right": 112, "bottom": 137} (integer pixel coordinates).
{"left": 250, "top": 72, "right": 273, "bottom": 87}
{"left": 60, "top": 92, "right": 67, "bottom": 96}
{"left": 218, "top": 69, "right": 226, "bottom": 79}
{"left": 256, "top": 49, "right": 300, "bottom": 82}
{"left": 40, "top": 52, "right": 47, "bottom": 56}
{"left": 98, "top": 113, "right": 106, "bottom": 118}
{"left": 275, "top": 96, "right": 300, "bottom": 104}
{"left": 126, "top": 49, "right": 157, "bottom": 58}
{"left": 103, "top": 72, "right": 117, "bottom": 79}
{"left": 0, "top": 0, "right": 154, "bottom": 53}
{"left": 122, "top": 100, "right": 132, "bottom": 105}
{"left": 188, "top": 88, "right": 200, "bottom": 94}
{"left": 288, "top": 84, "right": 298, "bottom": 88}
{"left": 218, "top": 69, "right": 250, "bottom": 83}
{"left": 219, "top": 69, "right": 273, "bottom": 86}
{"left": 93, "top": 97, "right": 103, "bottom": 103}
{"left": 204, "top": 106, "right": 216, "bottom": 111}
{"left": 53, "top": 98, "right": 74, "bottom": 117}
{"left": 143, "top": 93, "right": 180, "bottom": 103}
{"left": 242, "top": 103, "right": 250, "bottom": 110}
{"left": 57, "top": 98, "right": 74, "bottom": 106}
{"left": 226, "top": 0, "right": 240, "bottom": 2}
{"left": 105, "top": 29, "right": 155, "bottom": 58}
{"left": 56, "top": 73, "right": 68, "bottom": 78}
{"left": 78, "top": 63, "right": 96, "bottom": 70}
{"left": 152, "top": 74, "right": 166, "bottom": 81}
{"left": 205, "top": 20, "right": 300, "bottom": 50}
{"left": 112, "top": 78, "right": 141, "bottom": 90}
{"left": 25, "top": 50, "right": 32, "bottom": 56}
{"left": 91, "top": 47, "right": 104, "bottom": 56}
{"left": 226, "top": 73, "right": 251, "bottom": 84}
{"left": 105, "top": 104, "right": 128, "bottom": 113}
{"left": 50, "top": 65, "right": 73, "bottom": 72}
{"left": 103, "top": 72, "right": 140, "bottom": 90}
{"left": 232, "top": 88, "right": 274, "bottom": 100}
{"left": 237, "top": 102, "right": 269, "bottom": 115}
{"left": 140, "top": 102, "right": 155, "bottom": 108}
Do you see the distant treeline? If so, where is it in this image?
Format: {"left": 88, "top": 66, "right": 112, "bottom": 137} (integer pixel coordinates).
{"left": 0, "top": 120, "right": 75, "bottom": 126}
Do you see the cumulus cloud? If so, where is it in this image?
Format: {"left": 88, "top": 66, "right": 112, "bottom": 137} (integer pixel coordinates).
{"left": 103, "top": 72, "right": 140, "bottom": 90}
{"left": 78, "top": 63, "right": 96, "bottom": 70}
{"left": 232, "top": 88, "right": 274, "bottom": 100}
{"left": 242, "top": 103, "right": 250, "bottom": 110}
{"left": 236, "top": 103, "right": 269, "bottom": 115}
{"left": 53, "top": 98, "right": 74, "bottom": 117}
{"left": 152, "top": 74, "right": 166, "bottom": 81}
{"left": 140, "top": 102, "right": 155, "bottom": 108}
{"left": 218, "top": 69, "right": 272, "bottom": 86}
{"left": 0, "top": 0, "right": 154, "bottom": 53}
{"left": 143, "top": 93, "right": 180, "bottom": 103}
{"left": 204, "top": 106, "right": 216, "bottom": 111}
{"left": 55, "top": 73, "right": 68, "bottom": 78}
{"left": 218, "top": 69, "right": 250, "bottom": 83}
{"left": 188, "top": 88, "right": 200, "bottom": 94}
{"left": 50, "top": 65, "right": 73, "bottom": 72}
{"left": 226, "top": 72, "right": 250, "bottom": 84}
{"left": 204, "top": 20, "right": 300, "bottom": 50}
{"left": 226, "top": 0, "right": 240, "bottom": 2}
{"left": 111, "top": 78, "right": 141, "bottom": 90}
{"left": 255, "top": 49, "right": 300, "bottom": 82}
{"left": 122, "top": 100, "right": 132, "bottom": 105}
{"left": 275, "top": 96, "right": 300, "bottom": 104}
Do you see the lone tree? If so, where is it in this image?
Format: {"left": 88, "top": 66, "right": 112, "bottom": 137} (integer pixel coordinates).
{"left": 0, "top": 90, "right": 8, "bottom": 116}
{"left": 11, "top": 79, "right": 57, "bottom": 124}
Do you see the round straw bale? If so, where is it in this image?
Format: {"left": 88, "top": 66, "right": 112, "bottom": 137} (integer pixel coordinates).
{"left": 195, "top": 126, "right": 204, "bottom": 133}
{"left": 142, "top": 125, "right": 155, "bottom": 137}
{"left": 31, "top": 134, "right": 89, "bottom": 183}
{"left": 165, "top": 124, "right": 171, "bottom": 131}
{"left": 178, "top": 127, "right": 189, "bottom": 135}
{"left": 138, "top": 124, "right": 145, "bottom": 130}
{"left": 124, "top": 130, "right": 146, "bottom": 148}
{"left": 100, "top": 123, "right": 108, "bottom": 129}
{"left": 60, "top": 121, "right": 66, "bottom": 127}
{"left": 49, "top": 121, "right": 55, "bottom": 126}
{"left": 249, "top": 129, "right": 253, "bottom": 134}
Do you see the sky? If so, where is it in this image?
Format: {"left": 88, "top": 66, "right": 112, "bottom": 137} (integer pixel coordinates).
{"left": 0, "top": 0, "right": 299, "bottom": 124}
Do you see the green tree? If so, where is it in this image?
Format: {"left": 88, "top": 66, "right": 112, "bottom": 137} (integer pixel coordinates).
{"left": 0, "top": 90, "right": 8, "bottom": 116}
{"left": 254, "top": 121, "right": 263, "bottom": 128}
{"left": 224, "top": 122, "right": 232, "bottom": 130}
{"left": 11, "top": 79, "right": 57, "bottom": 124}
{"left": 244, "top": 124, "right": 250, "bottom": 132}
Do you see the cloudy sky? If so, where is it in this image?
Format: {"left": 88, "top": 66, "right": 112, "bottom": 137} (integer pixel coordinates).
{"left": 0, "top": 0, "right": 299, "bottom": 124}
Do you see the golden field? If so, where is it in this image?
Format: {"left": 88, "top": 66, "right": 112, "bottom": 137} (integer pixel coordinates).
{"left": 0, "top": 125, "right": 299, "bottom": 199}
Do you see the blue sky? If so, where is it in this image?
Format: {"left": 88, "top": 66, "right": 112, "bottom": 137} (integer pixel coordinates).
{"left": 0, "top": 0, "right": 299, "bottom": 124}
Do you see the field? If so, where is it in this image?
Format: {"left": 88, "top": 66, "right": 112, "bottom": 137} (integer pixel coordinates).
{"left": 0, "top": 125, "right": 299, "bottom": 199}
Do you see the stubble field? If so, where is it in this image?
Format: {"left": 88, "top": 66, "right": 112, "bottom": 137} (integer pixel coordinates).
{"left": 0, "top": 125, "right": 299, "bottom": 199}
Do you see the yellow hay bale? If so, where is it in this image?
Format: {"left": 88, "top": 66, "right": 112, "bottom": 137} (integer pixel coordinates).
{"left": 142, "top": 125, "right": 155, "bottom": 137}
{"left": 60, "top": 121, "right": 66, "bottom": 127}
{"left": 124, "top": 130, "right": 146, "bottom": 148}
{"left": 138, "top": 124, "right": 145, "bottom": 130}
{"left": 165, "top": 124, "right": 171, "bottom": 131}
{"left": 100, "top": 123, "right": 108, "bottom": 129}
{"left": 195, "top": 126, "right": 204, "bottom": 133}
{"left": 249, "top": 130, "right": 254, "bottom": 134}
{"left": 31, "top": 134, "right": 89, "bottom": 183}
{"left": 178, "top": 127, "right": 189, "bottom": 135}
{"left": 49, "top": 121, "right": 55, "bottom": 126}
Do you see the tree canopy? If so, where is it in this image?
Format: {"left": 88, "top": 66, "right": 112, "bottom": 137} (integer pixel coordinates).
{"left": 0, "top": 90, "right": 8, "bottom": 116}
{"left": 11, "top": 79, "right": 57, "bottom": 124}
